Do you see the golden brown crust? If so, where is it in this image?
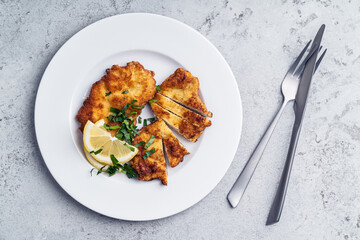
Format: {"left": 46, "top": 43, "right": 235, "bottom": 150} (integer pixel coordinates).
{"left": 131, "top": 122, "right": 167, "bottom": 185}
{"left": 150, "top": 103, "right": 203, "bottom": 142}
{"left": 157, "top": 119, "right": 190, "bottom": 167}
{"left": 155, "top": 93, "right": 211, "bottom": 130}
{"left": 159, "top": 68, "right": 213, "bottom": 118}
{"left": 76, "top": 62, "right": 156, "bottom": 131}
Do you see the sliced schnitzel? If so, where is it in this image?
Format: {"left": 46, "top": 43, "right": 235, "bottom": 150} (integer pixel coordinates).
{"left": 157, "top": 119, "right": 190, "bottom": 167}
{"left": 154, "top": 93, "right": 211, "bottom": 130}
{"left": 131, "top": 121, "right": 167, "bottom": 185}
{"left": 159, "top": 68, "right": 212, "bottom": 118}
{"left": 150, "top": 103, "right": 203, "bottom": 142}
{"left": 76, "top": 62, "right": 156, "bottom": 131}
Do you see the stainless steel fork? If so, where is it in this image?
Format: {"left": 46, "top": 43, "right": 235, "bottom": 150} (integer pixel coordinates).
{"left": 227, "top": 42, "right": 327, "bottom": 208}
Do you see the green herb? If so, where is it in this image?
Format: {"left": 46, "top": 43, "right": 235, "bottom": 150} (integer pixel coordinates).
{"left": 143, "top": 119, "right": 148, "bottom": 127}
{"left": 134, "top": 141, "right": 145, "bottom": 147}
{"left": 122, "top": 163, "right": 139, "bottom": 178}
{"left": 129, "top": 111, "right": 138, "bottom": 115}
{"left": 149, "top": 99, "right": 158, "bottom": 103}
{"left": 110, "top": 107, "right": 121, "bottom": 114}
{"left": 143, "top": 148, "right": 156, "bottom": 160}
{"left": 97, "top": 165, "right": 106, "bottom": 175}
{"left": 147, "top": 117, "right": 156, "bottom": 123}
{"left": 156, "top": 85, "right": 161, "bottom": 91}
{"left": 144, "top": 135, "right": 155, "bottom": 150}
{"left": 131, "top": 104, "right": 144, "bottom": 109}
{"left": 104, "top": 124, "right": 121, "bottom": 130}
{"left": 105, "top": 91, "right": 111, "bottom": 96}
{"left": 90, "top": 149, "right": 103, "bottom": 155}
{"left": 124, "top": 143, "right": 135, "bottom": 152}
{"left": 90, "top": 168, "right": 95, "bottom": 176}
{"left": 138, "top": 116, "right": 142, "bottom": 124}
{"left": 122, "top": 90, "right": 129, "bottom": 94}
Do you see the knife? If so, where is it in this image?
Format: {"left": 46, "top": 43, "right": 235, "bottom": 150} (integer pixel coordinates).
{"left": 266, "top": 24, "right": 326, "bottom": 225}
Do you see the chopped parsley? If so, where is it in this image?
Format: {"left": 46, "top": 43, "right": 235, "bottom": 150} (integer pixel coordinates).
{"left": 134, "top": 141, "right": 145, "bottom": 147}
{"left": 148, "top": 99, "right": 158, "bottom": 103}
{"left": 90, "top": 149, "right": 103, "bottom": 155}
{"left": 143, "top": 119, "right": 148, "bottom": 127}
{"left": 104, "top": 124, "right": 121, "bottom": 130}
{"left": 105, "top": 91, "right": 111, "bottom": 96}
{"left": 138, "top": 116, "right": 142, "bottom": 124}
{"left": 110, "top": 107, "right": 121, "bottom": 114}
{"left": 97, "top": 155, "right": 139, "bottom": 178}
{"left": 130, "top": 104, "right": 144, "bottom": 109}
{"left": 122, "top": 90, "right": 129, "bottom": 94}
{"left": 90, "top": 168, "right": 95, "bottom": 176}
{"left": 143, "top": 148, "right": 156, "bottom": 160}
{"left": 147, "top": 117, "right": 156, "bottom": 123}
{"left": 144, "top": 135, "right": 155, "bottom": 150}
{"left": 156, "top": 85, "right": 161, "bottom": 91}
{"left": 124, "top": 143, "right": 135, "bottom": 152}
{"left": 97, "top": 165, "right": 106, "bottom": 175}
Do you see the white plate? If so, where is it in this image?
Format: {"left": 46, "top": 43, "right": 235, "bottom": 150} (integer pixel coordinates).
{"left": 35, "top": 13, "right": 242, "bottom": 221}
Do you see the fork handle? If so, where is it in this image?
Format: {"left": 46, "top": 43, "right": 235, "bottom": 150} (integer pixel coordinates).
{"left": 266, "top": 120, "right": 301, "bottom": 225}
{"left": 227, "top": 100, "right": 289, "bottom": 208}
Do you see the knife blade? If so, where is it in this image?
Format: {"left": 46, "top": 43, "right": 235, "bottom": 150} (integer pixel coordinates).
{"left": 266, "top": 24, "right": 325, "bottom": 225}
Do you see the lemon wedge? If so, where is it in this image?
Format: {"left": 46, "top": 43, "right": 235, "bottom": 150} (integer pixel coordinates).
{"left": 83, "top": 119, "right": 138, "bottom": 165}
{"left": 84, "top": 147, "right": 108, "bottom": 171}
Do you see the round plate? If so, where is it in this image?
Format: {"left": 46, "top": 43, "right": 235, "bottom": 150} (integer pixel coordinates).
{"left": 35, "top": 13, "right": 242, "bottom": 221}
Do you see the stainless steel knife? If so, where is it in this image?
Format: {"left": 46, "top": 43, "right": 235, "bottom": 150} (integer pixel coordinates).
{"left": 266, "top": 24, "right": 326, "bottom": 225}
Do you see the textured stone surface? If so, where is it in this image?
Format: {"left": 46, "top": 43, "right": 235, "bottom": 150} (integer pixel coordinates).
{"left": 1, "top": 0, "right": 359, "bottom": 239}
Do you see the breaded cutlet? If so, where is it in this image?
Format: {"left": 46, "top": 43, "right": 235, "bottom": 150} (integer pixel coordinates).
{"left": 158, "top": 68, "right": 212, "bottom": 118}
{"left": 76, "top": 62, "right": 156, "bottom": 131}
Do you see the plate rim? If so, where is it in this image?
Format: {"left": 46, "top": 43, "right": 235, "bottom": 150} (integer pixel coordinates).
{"left": 34, "top": 13, "right": 243, "bottom": 221}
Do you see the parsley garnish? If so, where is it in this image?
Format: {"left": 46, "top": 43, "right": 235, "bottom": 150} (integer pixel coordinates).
{"left": 143, "top": 148, "right": 156, "bottom": 160}
{"left": 97, "top": 165, "right": 106, "bottom": 175}
{"left": 90, "top": 168, "right": 95, "bottom": 176}
{"left": 90, "top": 149, "right": 103, "bottom": 155}
{"left": 104, "top": 124, "right": 121, "bottom": 130}
{"left": 134, "top": 141, "right": 145, "bottom": 147}
{"left": 156, "top": 85, "right": 161, "bottom": 91}
{"left": 122, "top": 90, "right": 129, "bottom": 94}
{"left": 149, "top": 99, "right": 158, "bottom": 103}
{"left": 138, "top": 116, "right": 142, "bottom": 124}
{"left": 144, "top": 135, "right": 155, "bottom": 150}
{"left": 143, "top": 119, "right": 148, "bottom": 127}
{"left": 97, "top": 155, "right": 139, "bottom": 178}
{"left": 147, "top": 117, "right": 156, "bottom": 123}
{"left": 131, "top": 104, "right": 144, "bottom": 109}
{"left": 124, "top": 143, "right": 135, "bottom": 152}
{"left": 110, "top": 107, "right": 121, "bottom": 114}
{"left": 105, "top": 91, "right": 111, "bottom": 96}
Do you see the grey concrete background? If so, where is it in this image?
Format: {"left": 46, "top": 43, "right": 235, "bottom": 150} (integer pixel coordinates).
{"left": 1, "top": 0, "right": 359, "bottom": 239}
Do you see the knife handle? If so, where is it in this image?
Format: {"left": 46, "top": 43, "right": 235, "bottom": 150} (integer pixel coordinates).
{"left": 266, "top": 121, "right": 301, "bottom": 225}
{"left": 227, "top": 100, "right": 288, "bottom": 208}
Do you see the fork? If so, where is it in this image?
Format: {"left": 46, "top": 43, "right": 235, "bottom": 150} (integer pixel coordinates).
{"left": 227, "top": 41, "right": 327, "bottom": 208}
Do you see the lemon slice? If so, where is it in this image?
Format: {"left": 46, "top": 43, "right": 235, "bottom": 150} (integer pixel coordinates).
{"left": 83, "top": 119, "right": 138, "bottom": 165}
{"left": 84, "top": 147, "right": 108, "bottom": 171}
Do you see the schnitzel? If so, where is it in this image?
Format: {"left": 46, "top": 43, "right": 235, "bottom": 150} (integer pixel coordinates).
{"left": 150, "top": 103, "right": 203, "bottom": 142}
{"left": 158, "top": 68, "right": 213, "bottom": 118}
{"left": 157, "top": 119, "right": 190, "bottom": 167}
{"left": 76, "top": 62, "right": 156, "bottom": 131}
{"left": 154, "top": 93, "right": 211, "bottom": 130}
{"left": 131, "top": 120, "right": 167, "bottom": 185}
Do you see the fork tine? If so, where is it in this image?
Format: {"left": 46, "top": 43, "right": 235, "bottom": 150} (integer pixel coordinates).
{"left": 318, "top": 45, "right": 323, "bottom": 52}
{"left": 286, "top": 40, "right": 312, "bottom": 75}
{"left": 293, "top": 42, "right": 320, "bottom": 76}
{"left": 314, "top": 48, "right": 327, "bottom": 72}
